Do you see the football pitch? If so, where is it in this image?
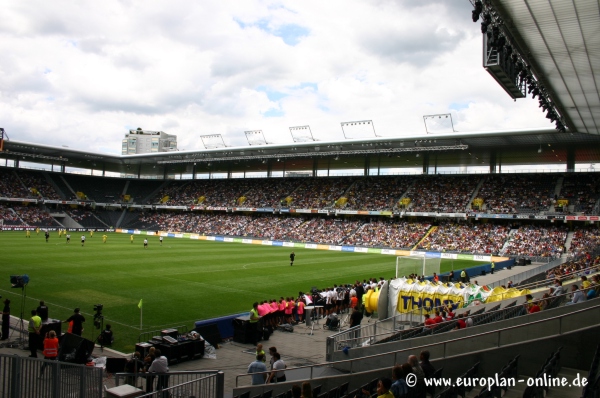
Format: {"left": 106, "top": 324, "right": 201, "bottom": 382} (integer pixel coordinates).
{"left": 0, "top": 231, "right": 486, "bottom": 352}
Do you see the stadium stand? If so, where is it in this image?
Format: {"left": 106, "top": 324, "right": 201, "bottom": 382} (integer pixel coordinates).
{"left": 234, "top": 179, "right": 300, "bottom": 208}
{"left": 123, "top": 179, "right": 167, "bottom": 204}
{"left": 416, "top": 222, "right": 510, "bottom": 254}
{"left": 569, "top": 228, "right": 600, "bottom": 258}
{"left": 66, "top": 209, "right": 109, "bottom": 228}
{"left": 405, "top": 175, "right": 480, "bottom": 213}
{"left": 286, "top": 177, "right": 354, "bottom": 209}
{"left": 10, "top": 205, "right": 61, "bottom": 227}
{"left": 558, "top": 172, "right": 600, "bottom": 215}
{"left": 474, "top": 174, "right": 558, "bottom": 214}
{"left": 342, "top": 220, "right": 431, "bottom": 249}
{"left": 503, "top": 225, "right": 568, "bottom": 259}
{"left": 0, "top": 168, "right": 42, "bottom": 199}
{"left": 342, "top": 176, "right": 413, "bottom": 211}
{"left": 16, "top": 170, "right": 61, "bottom": 200}
{"left": 93, "top": 209, "right": 125, "bottom": 228}
{"left": 57, "top": 174, "right": 127, "bottom": 202}
{"left": 0, "top": 204, "right": 23, "bottom": 225}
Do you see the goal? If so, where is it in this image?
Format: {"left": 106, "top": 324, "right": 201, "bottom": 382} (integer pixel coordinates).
{"left": 395, "top": 254, "right": 441, "bottom": 278}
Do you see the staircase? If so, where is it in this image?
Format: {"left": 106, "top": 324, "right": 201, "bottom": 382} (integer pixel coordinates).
{"left": 121, "top": 180, "right": 130, "bottom": 202}
{"left": 466, "top": 176, "right": 486, "bottom": 210}
{"left": 43, "top": 172, "right": 67, "bottom": 199}
{"left": 396, "top": 179, "right": 418, "bottom": 211}
{"left": 59, "top": 176, "right": 78, "bottom": 199}
{"left": 499, "top": 229, "right": 518, "bottom": 256}
{"left": 563, "top": 231, "right": 575, "bottom": 256}
{"left": 550, "top": 176, "right": 565, "bottom": 211}
{"left": 412, "top": 225, "right": 437, "bottom": 250}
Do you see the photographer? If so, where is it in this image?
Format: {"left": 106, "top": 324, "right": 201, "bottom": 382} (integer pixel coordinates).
{"left": 98, "top": 324, "right": 114, "bottom": 346}
{"left": 313, "top": 290, "right": 325, "bottom": 318}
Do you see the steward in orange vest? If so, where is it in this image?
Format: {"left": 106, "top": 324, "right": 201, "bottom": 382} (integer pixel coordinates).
{"left": 43, "top": 330, "right": 59, "bottom": 359}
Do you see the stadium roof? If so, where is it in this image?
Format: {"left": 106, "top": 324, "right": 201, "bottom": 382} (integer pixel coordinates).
{"left": 1, "top": 0, "right": 599, "bottom": 176}
{"left": 3, "top": 129, "right": 599, "bottom": 176}
{"left": 490, "top": 0, "right": 600, "bottom": 135}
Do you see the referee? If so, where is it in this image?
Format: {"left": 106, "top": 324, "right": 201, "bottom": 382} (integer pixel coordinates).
{"left": 290, "top": 252, "right": 295, "bottom": 266}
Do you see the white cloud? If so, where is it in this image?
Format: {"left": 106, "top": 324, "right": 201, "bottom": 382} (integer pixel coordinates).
{"left": 0, "top": 0, "right": 554, "bottom": 154}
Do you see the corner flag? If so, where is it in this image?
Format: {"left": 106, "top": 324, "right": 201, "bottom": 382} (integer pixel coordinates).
{"left": 138, "top": 299, "right": 143, "bottom": 330}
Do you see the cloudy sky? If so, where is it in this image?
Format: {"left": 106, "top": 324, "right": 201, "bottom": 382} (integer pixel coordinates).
{"left": 0, "top": 0, "right": 554, "bottom": 154}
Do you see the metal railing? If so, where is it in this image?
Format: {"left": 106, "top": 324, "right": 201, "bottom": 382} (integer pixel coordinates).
{"left": 115, "top": 370, "right": 224, "bottom": 398}
{"left": 332, "top": 286, "right": 591, "bottom": 352}
{"left": 325, "top": 259, "right": 564, "bottom": 352}
{"left": 327, "top": 300, "right": 525, "bottom": 353}
{"left": 484, "top": 256, "right": 566, "bottom": 289}
{"left": 327, "top": 261, "right": 598, "bottom": 355}
{"left": 0, "top": 355, "right": 103, "bottom": 398}
{"left": 236, "top": 301, "right": 600, "bottom": 387}
{"left": 512, "top": 263, "right": 598, "bottom": 291}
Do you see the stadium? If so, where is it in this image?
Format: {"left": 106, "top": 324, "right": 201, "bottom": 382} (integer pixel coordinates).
{"left": 1, "top": 1, "right": 600, "bottom": 398}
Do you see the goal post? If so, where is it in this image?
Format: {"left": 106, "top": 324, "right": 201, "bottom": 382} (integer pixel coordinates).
{"left": 396, "top": 254, "right": 441, "bottom": 278}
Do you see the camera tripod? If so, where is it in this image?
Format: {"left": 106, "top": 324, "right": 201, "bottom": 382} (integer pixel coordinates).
{"left": 93, "top": 314, "right": 105, "bottom": 351}
{"left": 2, "top": 285, "right": 29, "bottom": 349}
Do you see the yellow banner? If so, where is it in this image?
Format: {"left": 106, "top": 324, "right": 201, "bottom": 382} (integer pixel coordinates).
{"left": 394, "top": 282, "right": 464, "bottom": 314}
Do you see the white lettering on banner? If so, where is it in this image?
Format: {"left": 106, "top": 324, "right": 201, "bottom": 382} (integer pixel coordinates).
{"left": 283, "top": 242, "right": 295, "bottom": 247}
{"left": 242, "top": 239, "right": 253, "bottom": 244}
{"left": 381, "top": 249, "right": 397, "bottom": 255}
{"left": 206, "top": 236, "right": 216, "bottom": 241}
{"left": 354, "top": 247, "right": 369, "bottom": 253}
{"left": 190, "top": 235, "right": 200, "bottom": 240}
{"left": 174, "top": 234, "right": 183, "bottom": 238}
{"left": 473, "top": 255, "right": 491, "bottom": 261}
{"left": 441, "top": 253, "right": 458, "bottom": 259}
{"left": 305, "top": 244, "right": 317, "bottom": 249}
{"left": 224, "top": 237, "right": 234, "bottom": 242}
{"left": 262, "top": 241, "right": 273, "bottom": 246}
{"left": 329, "top": 246, "right": 342, "bottom": 251}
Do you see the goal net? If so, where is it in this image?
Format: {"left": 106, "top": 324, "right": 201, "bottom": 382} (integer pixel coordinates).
{"left": 395, "top": 254, "right": 441, "bottom": 278}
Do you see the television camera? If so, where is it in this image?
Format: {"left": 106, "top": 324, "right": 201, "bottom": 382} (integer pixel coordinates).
{"left": 93, "top": 304, "right": 103, "bottom": 329}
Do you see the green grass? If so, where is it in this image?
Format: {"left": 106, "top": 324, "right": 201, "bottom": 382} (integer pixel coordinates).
{"left": 0, "top": 231, "right": 486, "bottom": 352}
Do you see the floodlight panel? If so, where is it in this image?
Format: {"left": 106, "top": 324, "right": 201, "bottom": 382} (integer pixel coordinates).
{"left": 423, "top": 114, "right": 455, "bottom": 134}
{"left": 340, "top": 120, "right": 376, "bottom": 139}
{"left": 244, "top": 130, "right": 268, "bottom": 146}
{"left": 289, "top": 125, "right": 314, "bottom": 142}
{"left": 200, "top": 134, "right": 226, "bottom": 149}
